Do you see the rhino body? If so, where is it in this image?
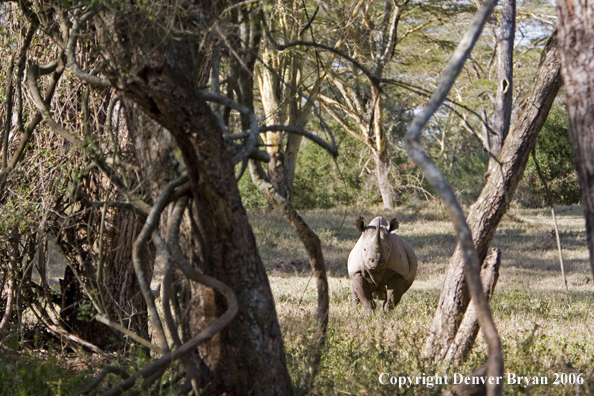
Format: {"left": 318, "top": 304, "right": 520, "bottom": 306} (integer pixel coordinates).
{"left": 347, "top": 216, "right": 417, "bottom": 312}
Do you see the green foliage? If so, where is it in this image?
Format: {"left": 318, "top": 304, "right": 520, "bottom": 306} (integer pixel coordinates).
{"left": 517, "top": 103, "right": 581, "bottom": 208}
{"left": 237, "top": 166, "right": 268, "bottom": 210}
{"left": 292, "top": 133, "right": 362, "bottom": 210}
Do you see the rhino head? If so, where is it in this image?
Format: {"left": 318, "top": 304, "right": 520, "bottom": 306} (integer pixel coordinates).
{"left": 355, "top": 216, "right": 399, "bottom": 271}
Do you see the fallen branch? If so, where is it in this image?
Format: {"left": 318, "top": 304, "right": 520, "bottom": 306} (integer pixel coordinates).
{"left": 94, "top": 315, "right": 160, "bottom": 353}
{"left": 47, "top": 325, "right": 113, "bottom": 360}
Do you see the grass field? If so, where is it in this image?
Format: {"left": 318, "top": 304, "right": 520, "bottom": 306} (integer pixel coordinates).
{"left": 250, "top": 203, "right": 594, "bottom": 395}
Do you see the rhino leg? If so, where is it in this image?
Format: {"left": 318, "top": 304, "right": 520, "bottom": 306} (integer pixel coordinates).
{"left": 384, "top": 273, "right": 412, "bottom": 311}
{"left": 351, "top": 272, "right": 375, "bottom": 312}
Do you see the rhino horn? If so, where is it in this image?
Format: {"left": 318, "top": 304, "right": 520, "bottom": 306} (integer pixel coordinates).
{"left": 374, "top": 223, "right": 382, "bottom": 252}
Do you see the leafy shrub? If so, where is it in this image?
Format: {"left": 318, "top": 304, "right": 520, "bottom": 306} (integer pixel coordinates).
{"left": 517, "top": 103, "right": 581, "bottom": 208}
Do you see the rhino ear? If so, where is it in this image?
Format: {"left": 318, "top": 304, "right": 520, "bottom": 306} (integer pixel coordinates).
{"left": 355, "top": 216, "right": 365, "bottom": 232}
{"left": 388, "top": 217, "right": 399, "bottom": 232}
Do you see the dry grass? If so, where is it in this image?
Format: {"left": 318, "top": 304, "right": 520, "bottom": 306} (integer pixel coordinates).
{"left": 250, "top": 203, "right": 594, "bottom": 395}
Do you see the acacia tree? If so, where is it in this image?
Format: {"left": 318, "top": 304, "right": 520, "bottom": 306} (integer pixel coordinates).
{"left": 256, "top": 0, "right": 334, "bottom": 202}
{"left": 557, "top": 0, "right": 594, "bottom": 280}
{"left": 318, "top": 0, "right": 408, "bottom": 209}
{"left": 425, "top": 32, "right": 562, "bottom": 362}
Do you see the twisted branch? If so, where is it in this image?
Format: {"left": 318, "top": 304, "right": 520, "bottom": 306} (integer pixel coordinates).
{"left": 131, "top": 174, "right": 189, "bottom": 354}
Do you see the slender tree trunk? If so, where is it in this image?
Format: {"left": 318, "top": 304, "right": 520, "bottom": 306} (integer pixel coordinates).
{"left": 267, "top": 148, "right": 292, "bottom": 202}
{"left": 249, "top": 159, "right": 328, "bottom": 389}
{"left": 372, "top": 149, "right": 395, "bottom": 209}
{"left": 490, "top": 0, "right": 515, "bottom": 172}
{"left": 425, "top": 33, "right": 562, "bottom": 360}
{"left": 371, "top": 86, "right": 396, "bottom": 209}
{"left": 445, "top": 248, "right": 500, "bottom": 365}
{"left": 557, "top": 1, "right": 594, "bottom": 279}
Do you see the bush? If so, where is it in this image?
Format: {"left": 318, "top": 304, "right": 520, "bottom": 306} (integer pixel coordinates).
{"left": 517, "top": 104, "right": 580, "bottom": 208}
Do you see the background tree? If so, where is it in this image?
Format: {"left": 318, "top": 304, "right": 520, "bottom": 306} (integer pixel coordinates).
{"left": 256, "top": 0, "right": 334, "bottom": 203}
{"left": 557, "top": 0, "right": 594, "bottom": 280}
{"left": 318, "top": 0, "right": 408, "bottom": 209}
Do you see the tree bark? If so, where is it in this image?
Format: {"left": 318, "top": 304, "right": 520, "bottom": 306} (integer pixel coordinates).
{"left": 120, "top": 56, "right": 293, "bottom": 395}
{"left": 102, "top": 209, "right": 151, "bottom": 341}
{"left": 557, "top": 1, "right": 594, "bottom": 279}
{"left": 373, "top": 148, "right": 396, "bottom": 209}
{"left": 425, "top": 33, "right": 562, "bottom": 361}
{"left": 490, "top": 0, "right": 515, "bottom": 172}
{"left": 445, "top": 248, "right": 500, "bottom": 365}
{"left": 249, "top": 159, "right": 329, "bottom": 389}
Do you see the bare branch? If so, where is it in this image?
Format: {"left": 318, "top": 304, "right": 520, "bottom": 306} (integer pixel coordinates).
{"left": 199, "top": 91, "right": 259, "bottom": 164}
{"left": 65, "top": 12, "right": 111, "bottom": 88}
{"left": 26, "top": 63, "right": 153, "bottom": 214}
{"left": 95, "top": 315, "right": 161, "bottom": 353}
{"left": 271, "top": 39, "right": 381, "bottom": 88}
{"left": 225, "top": 125, "right": 338, "bottom": 157}
{"left": 376, "top": 1, "right": 407, "bottom": 73}
{"left": 404, "top": 1, "right": 503, "bottom": 395}
{"left": 27, "top": 64, "right": 84, "bottom": 148}
{"left": 318, "top": 89, "right": 366, "bottom": 129}
{"left": 319, "top": 101, "right": 374, "bottom": 150}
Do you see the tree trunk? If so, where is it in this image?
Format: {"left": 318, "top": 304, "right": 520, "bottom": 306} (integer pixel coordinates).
{"left": 372, "top": 148, "right": 396, "bottom": 209}
{"left": 249, "top": 159, "right": 328, "bottom": 389}
{"left": 267, "top": 147, "right": 292, "bottom": 202}
{"left": 102, "top": 209, "right": 151, "bottom": 341}
{"left": 557, "top": 1, "right": 594, "bottom": 279}
{"left": 121, "top": 56, "right": 293, "bottom": 395}
{"left": 490, "top": 0, "right": 515, "bottom": 172}
{"left": 445, "top": 248, "right": 500, "bottom": 365}
{"left": 425, "top": 33, "right": 562, "bottom": 361}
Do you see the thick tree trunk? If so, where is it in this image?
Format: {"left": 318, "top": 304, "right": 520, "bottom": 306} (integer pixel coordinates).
{"left": 557, "top": 1, "right": 594, "bottom": 279}
{"left": 120, "top": 56, "right": 293, "bottom": 395}
{"left": 102, "top": 209, "right": 151, "bottom": 340}
{"left": 249, "top": 159, "right": 328, "bottom": 389}
{"left": 425, "top": 33, "right": 562, "bottom": 361}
